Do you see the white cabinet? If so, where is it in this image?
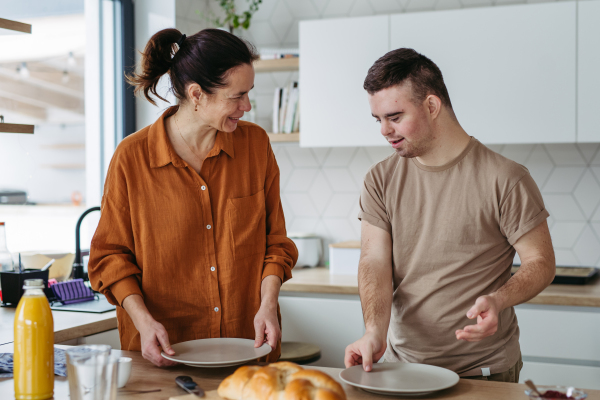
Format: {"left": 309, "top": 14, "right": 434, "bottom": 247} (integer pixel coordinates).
{"left": 279, "top": 294, "right": 364, "bottom": 368}
{"left": 516, "top": 305, "right": 600, "bottom": 390}
{"left": 578, "top": 0, "right": 600, "bottom": 143}
{"left": 390, "top": 2, "right": 576, "bottom": 145}
{"left": 299, "top": 16, "right": 390, "bottom": 148}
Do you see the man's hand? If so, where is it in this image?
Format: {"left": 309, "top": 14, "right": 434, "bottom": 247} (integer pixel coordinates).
{"left": 138, "top": 316, "right": 178, "bottom": 367}
{"left": 344, "top": 331, "right": 387, "bottom": 372}
{"left": 254, "top": 303, "right": 280, "bottom": 349}
{"left": 455, "top": 295, "right": 500, "bottom": 342}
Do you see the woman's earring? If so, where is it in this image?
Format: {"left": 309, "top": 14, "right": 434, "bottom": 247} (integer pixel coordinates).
{"left": 195, "top": 104, "right": 198, "bottom": 111}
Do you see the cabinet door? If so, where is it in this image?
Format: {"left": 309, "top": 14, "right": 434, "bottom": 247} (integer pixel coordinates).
{"left": 390, "top": 2, "right": 576, "bottom": 144}
{"left": 279, "top": 295, "right": 364, "bottom": 368}
{"left": 578, "top": 0, "right": 600, "bottom": 143}
{"left": 300, "top": 16, "right": 390, "bottom": 147}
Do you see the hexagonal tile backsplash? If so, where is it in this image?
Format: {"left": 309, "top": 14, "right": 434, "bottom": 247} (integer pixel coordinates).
{"left": 176, "top": 0, "right": 600, "bottom": 267}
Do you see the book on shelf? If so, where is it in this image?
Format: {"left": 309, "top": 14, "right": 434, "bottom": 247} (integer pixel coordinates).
{"left": 259, "top": 48, "right": 299, "bottom": 60}
{"left": 272, "top": 81, "right": 299, "bottom": 134}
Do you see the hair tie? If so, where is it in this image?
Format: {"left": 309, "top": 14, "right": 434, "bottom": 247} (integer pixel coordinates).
{"left": 176, "top": 34, "right": 187, "bottom": 49}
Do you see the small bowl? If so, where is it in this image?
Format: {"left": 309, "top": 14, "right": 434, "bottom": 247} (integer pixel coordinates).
{"left": 525, "top": 385, "right": 587, "bottom": 400}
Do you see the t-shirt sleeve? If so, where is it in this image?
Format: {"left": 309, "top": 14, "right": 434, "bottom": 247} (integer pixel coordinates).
{"left": 358, "top": 170, "right": 392, "bottom": 235}
{"left": 499, "top": 172, "right": 549, "bottom": 245}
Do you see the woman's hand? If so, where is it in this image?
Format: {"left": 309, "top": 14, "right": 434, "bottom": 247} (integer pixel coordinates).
{"left": 123, "top": 294, "right": 178, "bottom": 367}
{"left": 254, "top": 303, "right": 281, "bottom": 349}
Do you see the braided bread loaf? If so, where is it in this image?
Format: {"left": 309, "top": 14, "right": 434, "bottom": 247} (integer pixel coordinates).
{"left": 217, "top": 361, "right": 347, "bottom": 400}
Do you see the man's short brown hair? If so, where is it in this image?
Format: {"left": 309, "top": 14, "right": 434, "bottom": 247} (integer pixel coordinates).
{"left": 364, "top": 48, "right": 453, "bottom": 109}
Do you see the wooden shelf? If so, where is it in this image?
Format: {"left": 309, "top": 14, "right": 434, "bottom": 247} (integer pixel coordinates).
{"left": 0, "top": 18, "right": 32, "bottom": 34}
{"left": 268, "top": 132, "right": 300, "bottom": 142}
{"left": 255, "top": 58, "right": 299, "bottom": 73}
{"left": 0, "top": 123, "right": 34, "bottom": 134}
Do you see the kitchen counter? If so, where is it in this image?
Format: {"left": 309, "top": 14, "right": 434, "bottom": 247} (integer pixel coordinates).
{"left": 1, "top": 344, "right": 598, "bottom": 399}
{"left": 0, "top": 307, "right": 117, "bottom": 345}
{"left": 282, "top": 267, "right": 600, "bottom": 307}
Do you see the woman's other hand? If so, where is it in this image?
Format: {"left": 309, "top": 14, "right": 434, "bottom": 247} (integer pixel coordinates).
{"left": 254, "top": 303, "right": 280, "bottom": 349}
{"left": 123, "top": 294, "right": 178, "bottom": 367}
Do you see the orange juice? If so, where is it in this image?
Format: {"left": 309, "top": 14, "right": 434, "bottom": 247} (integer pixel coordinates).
{"left": 14, "top": 279, "right": 54, "bottom": 400}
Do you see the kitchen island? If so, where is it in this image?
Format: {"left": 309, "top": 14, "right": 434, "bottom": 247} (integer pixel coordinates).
{"left": 1, "top": 344, "right": 598, "bottom": 399}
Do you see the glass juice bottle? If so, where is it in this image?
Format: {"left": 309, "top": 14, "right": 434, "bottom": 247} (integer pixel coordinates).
{"left": 14, "top": 279, "right": 54, "bottom": 399}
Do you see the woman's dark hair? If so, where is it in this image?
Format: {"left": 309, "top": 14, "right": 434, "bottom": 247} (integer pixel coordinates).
{"left": 364, "top": 48, "right": 453, "bottom": 109}
{"left": 127, "top": 28, "right": 259, "bottom": 106}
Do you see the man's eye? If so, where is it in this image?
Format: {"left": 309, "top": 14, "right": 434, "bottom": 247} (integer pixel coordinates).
{"left": 375, "top": 120, "right": 381, "bottom": 124}
{"left": 391, "top": 117, "right": 399, "bottom": 122}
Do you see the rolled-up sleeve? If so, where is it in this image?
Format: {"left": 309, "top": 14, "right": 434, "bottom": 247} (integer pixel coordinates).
{"left": 358, "top": 169, "right": 392, "bottom": 235}
{"left": 262, "top": 142, "right": 298, "bottom": 283}
{"left": 88, "top": 151, "right": 143, "bottom": 306}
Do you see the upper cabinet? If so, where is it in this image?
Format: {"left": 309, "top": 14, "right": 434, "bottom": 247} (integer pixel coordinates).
{"left": 300, "top": 2, "right": 580, "bottom": 147}
{"left": 391, "top": 2, "right": 576, "bottom": 145}
{"left": 299, "top": 15, "right": 390, "bottom": 147}
{"left": 578, "top": 0, "right": 600, "bottom": 143}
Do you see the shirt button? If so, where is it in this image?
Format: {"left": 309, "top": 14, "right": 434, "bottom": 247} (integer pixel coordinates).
{"left": 214, "top": 307, "right": 219, "bottom": 312}
{"left": 201, "top": 186, "right": 206, "bottom": 190}
{"left": 211, "top": 266, "right": 216, "bottom": 272}
{"left": 207, "top": 225, "right": 211, "bottom": 229}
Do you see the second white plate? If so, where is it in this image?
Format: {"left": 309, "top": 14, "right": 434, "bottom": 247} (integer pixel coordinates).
{"left": 340, "top": 362, "right": 459, "bottom": 396}
{"left": 161, "top": 338, "right": 272, "bottom": 368}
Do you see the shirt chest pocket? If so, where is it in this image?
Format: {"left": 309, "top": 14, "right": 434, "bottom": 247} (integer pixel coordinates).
{"left": 226, "top": 190, "right": 267, "bottom": 260}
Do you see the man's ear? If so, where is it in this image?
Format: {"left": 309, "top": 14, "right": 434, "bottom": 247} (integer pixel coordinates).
{"left": 426, "top": 95, "right": 442, "bottom": 120}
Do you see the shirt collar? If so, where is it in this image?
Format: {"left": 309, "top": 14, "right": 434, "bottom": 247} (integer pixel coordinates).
{"left": 149, "top": 106, "right": 235, "bottom": 169}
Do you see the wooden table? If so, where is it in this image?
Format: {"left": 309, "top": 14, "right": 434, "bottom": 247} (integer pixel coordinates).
{"left": 0, "top": 307, "right": 117, "bottom": 345}
{"left": 0, "top": 344, "right": 598, "bottom": 400}
{"left": 282, "top": 267, "right": 600, "bottom": 307}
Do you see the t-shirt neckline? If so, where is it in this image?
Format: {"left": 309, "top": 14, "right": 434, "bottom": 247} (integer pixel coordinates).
{"left": 411, "top": 137, "right": 477, "bottom": 172}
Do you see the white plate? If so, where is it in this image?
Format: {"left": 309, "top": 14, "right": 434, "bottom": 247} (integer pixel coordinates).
{"left": 339, "top": 362, "right": 459, "bottom": 396}
{"left": 161, "top": 338, "right": 272, "bottom": 368}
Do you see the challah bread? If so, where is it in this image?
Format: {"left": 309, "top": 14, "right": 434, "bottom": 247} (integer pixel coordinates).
{"left": 217, "top": 361, "right": 346, "bottom": 400}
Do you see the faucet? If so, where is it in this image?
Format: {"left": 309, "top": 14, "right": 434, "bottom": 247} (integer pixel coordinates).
{"left": 73, "top": 206, "right": 101, "bottom": 280}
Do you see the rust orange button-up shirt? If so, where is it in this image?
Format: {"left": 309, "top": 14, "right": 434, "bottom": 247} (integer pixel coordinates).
{"left": 88, "top": 106, "right": 297, "bottom": 362}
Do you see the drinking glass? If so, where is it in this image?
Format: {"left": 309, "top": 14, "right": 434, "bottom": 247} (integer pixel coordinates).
{"left": 66, "top": 345, "right": 117, "bottom": 400}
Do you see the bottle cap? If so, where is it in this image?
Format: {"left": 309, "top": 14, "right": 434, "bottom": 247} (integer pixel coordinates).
{"left": 23, "top": 279, "right": 44, "bottom": 289}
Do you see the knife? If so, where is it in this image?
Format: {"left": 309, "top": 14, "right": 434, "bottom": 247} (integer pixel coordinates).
{"left": 175, "top": 376, "right": 205, "bottom": 398}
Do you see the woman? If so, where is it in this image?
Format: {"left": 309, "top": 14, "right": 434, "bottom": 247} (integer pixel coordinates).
{"left": 88, "top": 28, "right": 298, "bottom": 367}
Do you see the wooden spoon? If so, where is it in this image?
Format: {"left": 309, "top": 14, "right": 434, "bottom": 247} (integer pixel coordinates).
{"left": 525, "top": 380, "right": 544, "bottom": 397}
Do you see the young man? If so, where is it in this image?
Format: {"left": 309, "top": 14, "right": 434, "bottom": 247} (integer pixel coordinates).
{"left": 344, "top": 48, "right": 555, "bottom": 382}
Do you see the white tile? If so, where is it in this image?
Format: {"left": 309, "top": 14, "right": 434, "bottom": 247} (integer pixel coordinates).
{"left": 323, "top": 193, "right": 359, "bottom": 217}
{"left": 576, "top": 143, "right": 599, "bottom": 164}
{"left": 322, "top": 0, "right": 354, "bottom": 17}
{"left": 547, "top": 215, "right": 555, "bottom": 230}
{"left": 524, "top": 145, "right": 554, "bottom": 188}
{"left": 544, "top": 144, "right": 587, "bottom": 166}
{"left": 553, "top": 249, "right": 579, "bottom": 266}
{"left": 500, "top": 144, "right": 535, "bottom": 165}
{"left": 311, "top": 0, "right": 331, "bottom": 16}
{"left": 370, "top": 0, "right": 405, "bottom": 13}
{"left": 542, "top": 167, "right": 585, "bottom": 194}
{"left": 311, "top": 148, "right": 331, "bottom": 166}
{"left": 591, "top": 148, "right": 600, "bottom": 165}
{"left": 550, "top": 222, "right": 586, "bottom": 248}
{"left": 573, "top": 226, "right": 600, "bottom": 266}
{"left": 365, "top": 146, "right": 394, "bottom": 164}
{"left": 348, "top": 148, "right": 374, "bottom": 186}
{"left": 251, "top": 0, "right": 279, "bottom": 21}
{"left": 486, "top": 144, "right": 505, "bottom": 154}
{"left": 350, "top": 0, "right": 375, "bottom": 16}
{"left": 513, "top": 252, "right": 521, "bottom": 265}
{"left": 246, "top": 20, "right": 280, "bottom": 47}
{"left": 281, "top": 195, "right": 295, "bottom": 219}
{"left": 284, "top": 0, "right": 320, "bottom": 18}
{"left": 253, "top": 73, "right": 278, "bottom": 95}
{"left": 405, "top": 0, "right": 438, "bottom": 12}
{"left": 308, "top": 172, "right": 334, "bottom": 214}
{"left": 270, "top": 71, "right": 294, "bottom": 87}
{"left": 543, "top": 194, "right": 586, "bottom": 221}
{"left": 270, "top": 1, "right": 294, "bottom": 42}
{"left": 285, "top": 168, "right": 319, "bottom": 192}
{"left": 590, "top": 167, "right": 600, "bottom": 185}
{"left": 288, "top": 217, "right": 319, "bottom": 234}
{"left": 254, "top": 93, "right": 275, "bottom": 119}
{"left": 592, "top": 206, "right": 600, "bottom": 222}
{"left": 461, "top": 0, "right": 493, "bottom": 7}
{"left": 286, "top": 145, "right": 319, "bottom": 167}
{"left": 284, "top": 193, "right": 319, "bottom": 217}
{"left": 323, "top": 168, "right": 360, "bottom": 192}
{"left": 324, "top": 148, "right": 358, "bottom": 167}
{"left": 435, "top": 0, "right": 462, "bottom": 10}
{"left": 573, "top": 170, "right": 600, "bottom": 219}
{"left": 323, "top": 218, "right": 360, "bottom": 242}
{"left": 349, "top": 201, "right": 362, "bottom": 237}
{"left": 313, "top": 220, "right": 332, "bottom": 261}
{"left": 274, "top": 147, "right": 293, "bottom": 187}
{"left": 282, "top": 19, "right": 300, "bottom": 46}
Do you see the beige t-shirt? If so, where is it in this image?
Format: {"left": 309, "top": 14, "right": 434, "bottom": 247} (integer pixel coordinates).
{"left": 358, "top": 137, "right": 549, "bottom": 376}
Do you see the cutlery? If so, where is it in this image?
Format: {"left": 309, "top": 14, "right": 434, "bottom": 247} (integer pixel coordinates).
{"left": 525, "top": 380, "right": 543, "bottom": 397}
{"left": 118, "top": 388, "right": 161, "bottom": 394}
{"left": 176, "top": 376, "right": 204, "bottom": 398}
